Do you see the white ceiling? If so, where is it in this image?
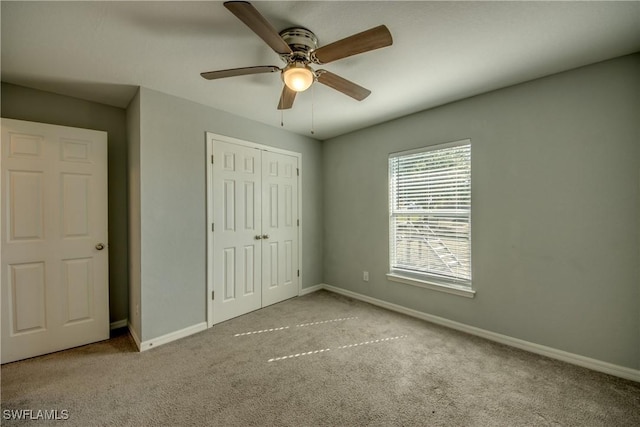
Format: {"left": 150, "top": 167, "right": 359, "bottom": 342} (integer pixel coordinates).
{"left": 2, "top": 1, "right": 640, "bottom": 140}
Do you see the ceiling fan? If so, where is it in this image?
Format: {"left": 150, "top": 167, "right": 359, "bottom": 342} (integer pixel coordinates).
{"left": 201, "top": 1, "right": 393, "bottom": 110}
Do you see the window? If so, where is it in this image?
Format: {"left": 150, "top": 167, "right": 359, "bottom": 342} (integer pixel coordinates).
{"left": 388, "top": 140, "right": 472, "bottom": 295}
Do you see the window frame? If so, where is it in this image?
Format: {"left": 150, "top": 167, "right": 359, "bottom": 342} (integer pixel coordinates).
{"left": 387, "top": 139, "right": 474, "bottom": 298}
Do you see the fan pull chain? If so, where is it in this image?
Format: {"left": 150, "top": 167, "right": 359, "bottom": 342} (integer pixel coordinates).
{"left": 310, "top": 84, "right": 315, "bottom": 135}
{"left": 280, "top": 109, "right": 284, "bottom": 127}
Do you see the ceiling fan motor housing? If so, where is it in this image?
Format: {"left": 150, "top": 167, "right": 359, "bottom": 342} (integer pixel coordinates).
{"left": 279, "top": 27, "right": 319, "bottom": 63}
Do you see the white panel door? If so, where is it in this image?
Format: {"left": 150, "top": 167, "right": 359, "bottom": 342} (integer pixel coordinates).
{"left": 211, "top": 140, "right": 262, "bottom": 323}
{"left": 1, "top": 118, "right": 109, "bottom": 363}
{"left": 208, "top": 135, "right": 300, "bottom": 324}
{"left": 261, "top": 151, "right": 299, "bottom": 307}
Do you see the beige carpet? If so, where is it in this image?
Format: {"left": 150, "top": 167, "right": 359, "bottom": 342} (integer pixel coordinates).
{"left": 1, "top": 290, "right": 639, "bottom": 426}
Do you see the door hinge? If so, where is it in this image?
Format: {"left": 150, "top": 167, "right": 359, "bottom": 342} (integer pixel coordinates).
{"left": 297, "top": 270, "right": 300, "bottom": 277}
{"left": 212, "top": 291, "right": 215, "bottom": 300}
{"left": 211, "top": 223, "right": 215, "bottom": 232}
{"left": 211, "top": 154, "right": 214, "bottom": 164}
{"left": 297, "top": 219, "right": 300, "bottom": 226}
{"left": 296, "top": 168, "right": 299, "bottom": 176}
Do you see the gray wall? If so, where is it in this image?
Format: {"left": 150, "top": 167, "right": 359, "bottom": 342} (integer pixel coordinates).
{"left": 322, "top": 54, "right": 640, "bottom": 370}
{"left": 132, "top": 87, "right": 323, "bottom": 341}
{"left": 126, "top": 89, "right": 142, "bottom": 340}
{"left": 1, "top": 82, "right": 130, "bottom": 324}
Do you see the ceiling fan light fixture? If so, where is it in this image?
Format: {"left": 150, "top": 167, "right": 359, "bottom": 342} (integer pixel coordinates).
{"left": 282, "top": 62, "right": 314, "bottom": 92}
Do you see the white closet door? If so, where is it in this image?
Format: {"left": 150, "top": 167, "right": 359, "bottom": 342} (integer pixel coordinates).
{"left": 211, "top": 140, "right": 262, "bottom": 323}
{"left": 261, "top": 150, "right": 299, "bottom": 307}
{"left": 1, "top": 118, "right": 109, "bottom": 363}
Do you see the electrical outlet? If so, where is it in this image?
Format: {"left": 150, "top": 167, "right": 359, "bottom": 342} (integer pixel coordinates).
{"left": 363, "top": 271, "right": 369, "bottom": 282}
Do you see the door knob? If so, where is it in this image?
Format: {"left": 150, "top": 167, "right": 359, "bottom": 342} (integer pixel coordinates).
{"left": 262, "top": 234, "right": 270, "bottom": 240}
{"left": 254, "top": 235, "right": 263, "bottom": 240}
{"left": 95, "top": 243, "right": 105, "bottom": 250}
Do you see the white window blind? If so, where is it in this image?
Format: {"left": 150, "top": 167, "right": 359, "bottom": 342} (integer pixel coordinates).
{"left": 389, "top": 140, "right": 471, "bottom": 287}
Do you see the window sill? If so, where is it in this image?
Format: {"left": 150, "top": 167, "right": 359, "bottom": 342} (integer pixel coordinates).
{"left": 386, "top": 273, "right": 476, "bottom": 298}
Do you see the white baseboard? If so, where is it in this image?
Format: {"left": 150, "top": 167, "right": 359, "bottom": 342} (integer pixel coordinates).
{"left": 139, "top": 322, "right": 208, "bottom": 352}
{"left": 299, "top": 284, "right": 324, "bottom": 296}
{"left": 110, "top": 319, "right": 128, "bottom": 330}
{"left": 321, "top": 283, "right": 640, "bottom": 383}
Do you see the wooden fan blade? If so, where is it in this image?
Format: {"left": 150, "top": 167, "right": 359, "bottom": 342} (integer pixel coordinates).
{"left": 200, "top": 65, "right": 280, "bottom": 80}
{"left": 224, "top": 1, "right": 292, "bottom": 55}
{"left": 278, "top": 85, "right": 297, "bottom": 110}
{"left": 317, "top": 70, "right": 371, "bottom": 101}
{"left": 312, "top": 25, "right": 392, "bottom": 64}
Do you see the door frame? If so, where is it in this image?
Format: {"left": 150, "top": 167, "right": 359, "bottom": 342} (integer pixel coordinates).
{"left": 205, "top": 132, "right": 302, "bottom": 328}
